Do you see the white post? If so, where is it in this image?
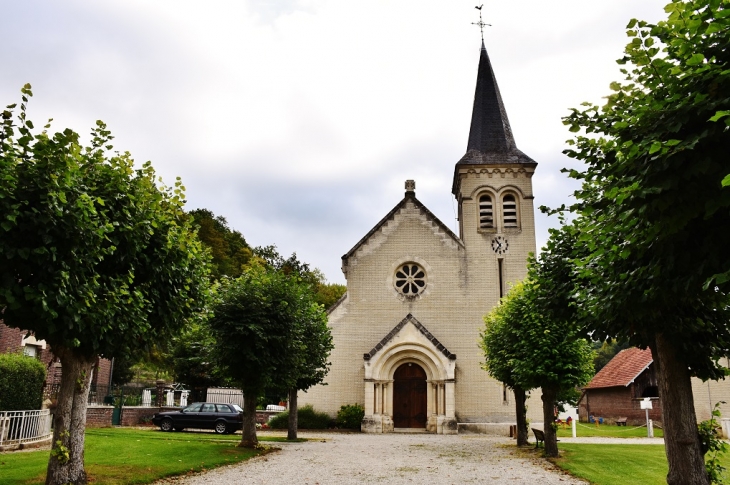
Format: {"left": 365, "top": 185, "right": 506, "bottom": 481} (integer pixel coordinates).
{"left": 166, "top": 390, "right": 174, "bottom": 406}
{"left": 142, "top": 389, "right": 152, "bottom": 407}
{"left": 572, "top": 417, "right": 576, "bottom": 438}
{"left": 648, "top": 419, "right": 654, "bottom": 438}
{"left": 180, "top": 391, "right": 189, "bottom": 407}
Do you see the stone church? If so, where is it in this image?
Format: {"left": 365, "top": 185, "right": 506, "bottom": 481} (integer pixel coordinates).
{"left": 299, "top": 41, "right": 543, "bottom": 433}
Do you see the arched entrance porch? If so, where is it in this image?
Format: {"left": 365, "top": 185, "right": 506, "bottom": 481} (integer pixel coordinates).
{"left": 361, "top": 315, "right": 457, "bottom": 434}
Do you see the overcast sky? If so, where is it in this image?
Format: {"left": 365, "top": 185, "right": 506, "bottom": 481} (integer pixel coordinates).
{"left": 3, "top": 0, "right": 669, "bottom": 284}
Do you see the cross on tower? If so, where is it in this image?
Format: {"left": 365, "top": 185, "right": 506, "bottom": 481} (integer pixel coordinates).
{"left": 472, "top": 5, "right": 491, "bottom": 42}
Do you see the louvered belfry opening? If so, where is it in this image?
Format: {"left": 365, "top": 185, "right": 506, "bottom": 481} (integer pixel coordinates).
{"left": 503, "top": 194, "right": 517, "bottom": 228}
{"left": 479, "top": 194, "right": 493, "bottom": 229}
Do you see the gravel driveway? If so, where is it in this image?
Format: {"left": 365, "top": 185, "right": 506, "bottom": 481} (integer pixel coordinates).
{"left": 158, "top": 432, "right": 586, "bottom": 484}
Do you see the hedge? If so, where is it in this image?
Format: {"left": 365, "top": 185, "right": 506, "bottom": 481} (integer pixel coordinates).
{"left": 268, "top": 404, "right": 332, "bottom": 429}
{"left": 0, "top": 353, "right": 46, "bottom": 411}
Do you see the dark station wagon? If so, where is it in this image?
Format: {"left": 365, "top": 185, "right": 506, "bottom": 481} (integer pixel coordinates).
{"left": 152, "top": 402, "right": 243, "bottom": 434}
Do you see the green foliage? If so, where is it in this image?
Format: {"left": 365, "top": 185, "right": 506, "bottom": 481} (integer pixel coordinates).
{"left": 253, "top": 246, "right": 346, "bottom": 308}
{"left": 336, "top": 404, "right": 365, "bottom": 429}
{"left": 268, "top": 405, "right": 332, "bottom": 429}
{"left": 481, "top": 279, "right": 594, "bottom": 395}
{"left": 592, "top": 340, "right": 631, "bottom": 373}
{"left": 209, "top": 262, "right": 331, "bottom": 398}
{"left": 171, "top": 320, "right": 232, "bottom": 390}
{"left": 0, "top": 85, "right": 211, "bottom": 361}
{"left": 189, "top": 209, "right": 252, "bottom": 280}
{"left": 559, "top": 0, "right": 730, "bottom": 380}
{"left": 50, "top": 431, "right": 71, "bottom": 465}
{"left": 699, "top": 402, "right": 729, "bottom": 484}
{"left": 0, "top": 352, "right": 46, "bottom": 410}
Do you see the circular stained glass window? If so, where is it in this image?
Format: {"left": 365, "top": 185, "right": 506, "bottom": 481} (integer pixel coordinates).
{"left": 394, "top": 263, "right": 426, "bottom": 296}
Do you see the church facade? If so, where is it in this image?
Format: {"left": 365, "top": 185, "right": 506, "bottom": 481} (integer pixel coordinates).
{"left": 299, "top": 42, "right": 543, "bottom": 433}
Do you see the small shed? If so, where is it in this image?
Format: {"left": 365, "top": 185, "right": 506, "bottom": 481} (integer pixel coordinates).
{"left": 578, "top": 347, "right": 661, "bottom": 426}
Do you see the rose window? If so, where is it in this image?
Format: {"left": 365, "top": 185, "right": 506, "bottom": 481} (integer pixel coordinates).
{"left": 394, "top": 263, "right": 426, "bottom": 296}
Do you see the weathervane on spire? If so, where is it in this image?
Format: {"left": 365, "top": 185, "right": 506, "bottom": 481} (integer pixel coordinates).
{"left": 472, "top": 5, "right": 491, "bottom": 42}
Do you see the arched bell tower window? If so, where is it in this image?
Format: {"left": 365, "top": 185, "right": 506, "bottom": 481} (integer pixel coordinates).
{"left": 478, "top": 194, "right": 494, "bottom": 229}
{"left": 502, "top": 194, "right": 518, "bottom": 229}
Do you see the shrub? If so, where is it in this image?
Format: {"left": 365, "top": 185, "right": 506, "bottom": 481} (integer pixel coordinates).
{"left": 336, "top": 404, "right": 364, "bottom": 430}
{"left": 268, "top": 404, "right": 332, "bottom": 429}
{"left": 0, "top": 352, "right": 46, "bottom": 410}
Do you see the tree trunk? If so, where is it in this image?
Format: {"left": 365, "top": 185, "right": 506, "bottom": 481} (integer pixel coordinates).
{"left": 238, "top": 393, "right": 258, "bottom": 448}
{"left": 541, "top": 386, "right": 559, "bottom": 458}
{"left": 653, "top": 334, "right": 709, "bottom": 485}
{"left": 514, "top": 386, "right": 528, "bottom": 446}
{"left": 287, "top": 389, "right": 298, "bottom": 440}
{"left": 45, "top": 349, "right": 95, "bottom": 485}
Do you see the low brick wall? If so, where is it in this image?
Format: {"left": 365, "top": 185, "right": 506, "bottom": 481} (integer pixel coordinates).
{"left": 120, "top": 406, "right": 159, "bottom": 426}
{"left": 256, "top": 410, "right": 281, "bottom": 424}
{"left": 86, "top": 405, "right": 113, "bottom": 427}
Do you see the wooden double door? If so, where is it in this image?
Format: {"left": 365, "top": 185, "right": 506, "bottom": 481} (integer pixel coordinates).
{"left": 393, "top": 363, "right": 427, "bottom": 428}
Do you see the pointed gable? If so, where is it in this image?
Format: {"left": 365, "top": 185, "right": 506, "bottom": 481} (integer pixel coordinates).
{"left": 363, "top": 313, "right": 456, "bottom": 361}
{"left": 341, "top": 185, "right": 463, "bottom": 277}
{"left": 585, "top": 347, "right": 654, "bottom": 389}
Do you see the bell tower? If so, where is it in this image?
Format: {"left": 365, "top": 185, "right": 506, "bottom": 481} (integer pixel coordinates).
{"left": 452, "top": 41, "right": 537, "bottom": 298}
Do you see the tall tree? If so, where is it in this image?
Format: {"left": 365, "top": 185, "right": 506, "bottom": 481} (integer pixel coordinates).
{"left": 480, "top": 292, "right": 530, "bottom": 447}
{"left": 284, "top": 293, "right": 332, "bottom": 440}
{"left": 561, "top": 1, "right": 730, "bottom": 481}
{"left": 481, "top": 274, "right": 593, "bottom": 457}
{"left": 0, "top": 86, "right": 209, "bottom": 485}
{"left": 208, "top": 263, "right": 331, "bottom": 447}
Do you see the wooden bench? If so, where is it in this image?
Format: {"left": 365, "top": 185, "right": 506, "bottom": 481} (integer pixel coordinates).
{"left": 532, "top": 428, "right": 545, "bottom": 448}
{"left": 616, "top": 417, "right": 628, "bottom": 426}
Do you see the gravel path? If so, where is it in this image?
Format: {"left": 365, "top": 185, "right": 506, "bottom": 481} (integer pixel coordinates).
{"left": 157, "top": 432, "right": 587, "bottom": 484}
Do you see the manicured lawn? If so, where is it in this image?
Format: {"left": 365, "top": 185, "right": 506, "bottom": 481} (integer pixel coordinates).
{"left": 556, "top": 423, "right": 664, "bottom": 438}
{"left": 554, "top": 444, "right": 730, "bottom": 485}
{"left": 0, "top": 427, "right": 293, "bottom": 485}
{"left": 554, "top": 444, "right": 668, "bottom": 485}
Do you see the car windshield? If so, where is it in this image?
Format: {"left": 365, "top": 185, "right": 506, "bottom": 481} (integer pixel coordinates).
{"left": 183, "top": 403, "right": 203, "bottom": 413}
{"left": 232, "top": 404, "right": 243, "bottom": 413}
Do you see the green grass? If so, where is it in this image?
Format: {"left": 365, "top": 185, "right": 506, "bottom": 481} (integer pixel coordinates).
{"left": 554, "top": 444, "right": 730, "bottom": 485}
{"left": 556, "top": 423, "right": 664, "bottom": 438}
{"left": 554, "top": 444, "right": 668, "bottom": 485}
{"left": 0, "top": 427, "right": 297, "bottom": 485}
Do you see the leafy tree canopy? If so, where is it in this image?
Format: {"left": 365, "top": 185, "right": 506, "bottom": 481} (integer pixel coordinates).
{"left": 189, "top": 209, "right": 252, "bottom": 280}
{"left": 561, "top": 0, "right": 730, "bottom": 380}
{"left": 0, "top": 85, "right": 210, "bottom": 484}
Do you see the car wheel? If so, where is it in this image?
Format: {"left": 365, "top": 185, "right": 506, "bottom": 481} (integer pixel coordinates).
{"left": 160, "top": 418, "right": 174, "bottom": 432}
{"left": 174, "top": 427, "right": 184, "bottom": 432}
{"left": 214, "top": 421, "right": 228, "bottom": 434}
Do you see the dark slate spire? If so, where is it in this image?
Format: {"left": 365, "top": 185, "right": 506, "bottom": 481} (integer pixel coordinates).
{"left": 467, "top": 41, "right": 516, "bottom": 153}
{"left": 454, "top": 42, "right": 536, "bottom": 175}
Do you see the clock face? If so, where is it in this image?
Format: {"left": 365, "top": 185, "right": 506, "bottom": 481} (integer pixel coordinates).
{"left": 491, "top": 236, "right": 509, "bottom": 255}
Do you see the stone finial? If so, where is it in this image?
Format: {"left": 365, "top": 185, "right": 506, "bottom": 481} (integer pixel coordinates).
{"left": 405, "top": 180, "right": 416, "bottom": 193}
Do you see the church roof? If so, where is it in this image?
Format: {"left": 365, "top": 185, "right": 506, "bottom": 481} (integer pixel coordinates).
{"left": 363, "top": 313, "right": 456, "bottom": 361}
{"left": 341, "top": 188, "right": 463, "bottom": 267}
{"left": 452, "top": 42, "right": 537, "bottom": 194}
{"left": 584, "top": 347, "right": 654, "bottom": 389}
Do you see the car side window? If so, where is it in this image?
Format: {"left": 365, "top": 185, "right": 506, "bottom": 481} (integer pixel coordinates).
{"left": 202, "top": 403, "right": 216, "bottom": 413}
{"left": 217, "top": 404, "right": 231, "bottom": 413}
{"left": 183, "top": 403, "right": 202, "bottom": 413}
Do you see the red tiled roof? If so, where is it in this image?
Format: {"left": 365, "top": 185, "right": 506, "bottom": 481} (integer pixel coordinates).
{"left": 585, "top": 347, "right": 653, "bottom": 389}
